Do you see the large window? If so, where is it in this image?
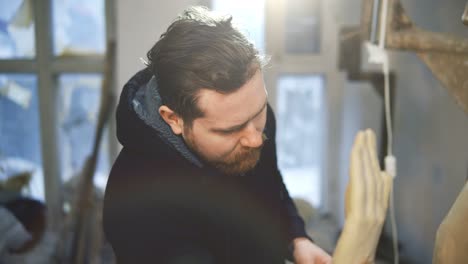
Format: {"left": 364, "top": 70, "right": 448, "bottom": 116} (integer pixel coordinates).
{"left": 0, "top": 0, "right": 112, "bottom": 225}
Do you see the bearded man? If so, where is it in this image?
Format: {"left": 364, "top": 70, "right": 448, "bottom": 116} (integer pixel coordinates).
{"left": 103, "top": 7, "right": 331, "bottom": 264}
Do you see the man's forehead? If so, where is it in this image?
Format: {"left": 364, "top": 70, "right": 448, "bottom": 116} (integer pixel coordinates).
{"left": 195, "top": 71, "right": 267, "bottom": 127}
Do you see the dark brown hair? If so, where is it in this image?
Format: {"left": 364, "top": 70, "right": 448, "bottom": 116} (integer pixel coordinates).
{"left": 146, "top": 6, "right": 267, "bottom": 126}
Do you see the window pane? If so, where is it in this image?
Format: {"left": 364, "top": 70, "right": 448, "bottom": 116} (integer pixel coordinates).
{"left": 285, "top": 0, "right": 320, "bottom": 54}
{"left": 0, "top": 74, "right": 44, "bottom": 201}
{"left": 57, "top": 74, "right": 110, "bottom": 190}
{"left": 52, "top": 0, "right": 106, "bottom": 56}
{"left": 277, "top": 75, "right": 325, "bottom": 207}
{"left": 0, "top": 0, "right": 35, "bottom": 58}
{"left": 212, "top": 0, "right": 265, "bottom": 53}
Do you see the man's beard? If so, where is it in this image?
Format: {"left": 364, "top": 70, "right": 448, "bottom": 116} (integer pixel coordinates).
{"left": 184, "top": 131, "right": 264, "bottom": 175}
{"left": 210, "top": 146, "right": 262, "bottom": 175}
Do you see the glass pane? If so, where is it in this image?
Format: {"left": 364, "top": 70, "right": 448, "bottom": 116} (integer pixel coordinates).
{"left": 277, "top": 75, "right": 325, "bottom": 207}
{"left": 285, "top": 0, "right": 321, "bottom": 54}
{"left": 57, "top": 74, "right": 110, "bottom": 190}
{"left": 212, "top": 0, "right": 265, "bottom": 53}
{"left": 52, "top": 0, "right": 106, "bottom": 56}
{"left": 0, "top": 0, "right": 35, "bottom": 58}
{"left": 0, "top": 74, "right": 44, "bottom": 201}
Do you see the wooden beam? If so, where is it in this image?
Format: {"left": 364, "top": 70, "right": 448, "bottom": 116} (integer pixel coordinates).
{"left": 383, "top": 0, "right": 468, "bottom": 113}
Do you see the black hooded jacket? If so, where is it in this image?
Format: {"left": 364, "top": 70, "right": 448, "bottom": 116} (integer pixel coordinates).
{"left": 103, "top": 68, "right": 309, "bottom": 263}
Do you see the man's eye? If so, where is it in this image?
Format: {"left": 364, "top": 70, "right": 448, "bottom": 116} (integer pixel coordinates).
{"left": 219, "top": 130, "right": 236, "bottom": 135}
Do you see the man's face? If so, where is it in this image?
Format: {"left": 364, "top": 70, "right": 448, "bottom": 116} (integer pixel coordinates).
{"left": 183, "top": 70, "right": 268, "bottom": 175}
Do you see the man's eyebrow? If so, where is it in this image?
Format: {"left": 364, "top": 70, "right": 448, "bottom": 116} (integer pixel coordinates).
{"left": 212, "top": 99, "right": 268, "bottom": 133}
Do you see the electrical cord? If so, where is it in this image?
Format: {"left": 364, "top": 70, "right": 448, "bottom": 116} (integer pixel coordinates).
{"left": 378, "top": 0, "right": 399, "bottom": 263}
{"left": 365, "top": 0, "right": 399, "bottom": 263}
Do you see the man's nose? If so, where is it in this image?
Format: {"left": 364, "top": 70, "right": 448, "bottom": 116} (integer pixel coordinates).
{"left": 239, "top": 123, "right": 263, "bottom": 148}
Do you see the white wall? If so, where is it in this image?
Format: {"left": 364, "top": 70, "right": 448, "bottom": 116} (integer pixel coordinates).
{"left": 116, "top": 0, "right": 203, "bottom": 91}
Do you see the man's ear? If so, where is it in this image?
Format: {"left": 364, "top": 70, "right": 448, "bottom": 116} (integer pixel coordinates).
{"left": 159, "top": 105, "right": 184, "bottom": 135}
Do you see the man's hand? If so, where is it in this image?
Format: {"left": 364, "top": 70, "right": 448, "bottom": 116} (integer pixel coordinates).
{"left": 333, "top": 129, "right": 393, "bottom": 263}
{"left": 292, "top": 237, "right": 332, "bottom": 264}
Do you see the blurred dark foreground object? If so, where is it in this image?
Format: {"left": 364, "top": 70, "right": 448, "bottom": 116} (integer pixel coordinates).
{"left": 0, "top": 206, "right": 31, "bottom": 255}
{"left": 4, "top": 197, "right": 47, "bottom": 254}
{"left": 0, "top": 197, "right": 57, "bottom": 264}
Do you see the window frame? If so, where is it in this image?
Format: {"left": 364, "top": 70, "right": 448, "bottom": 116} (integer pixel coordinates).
{"left": 264, "top": 0, "right": 344, "bottom": 213}
{"left": 0, "top": 0, "right": 115, "bottom": 230}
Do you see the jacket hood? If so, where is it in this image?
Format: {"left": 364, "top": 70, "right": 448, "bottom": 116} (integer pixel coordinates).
{"left": 115, "top": 68, "right": 203, "bottom": 167}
